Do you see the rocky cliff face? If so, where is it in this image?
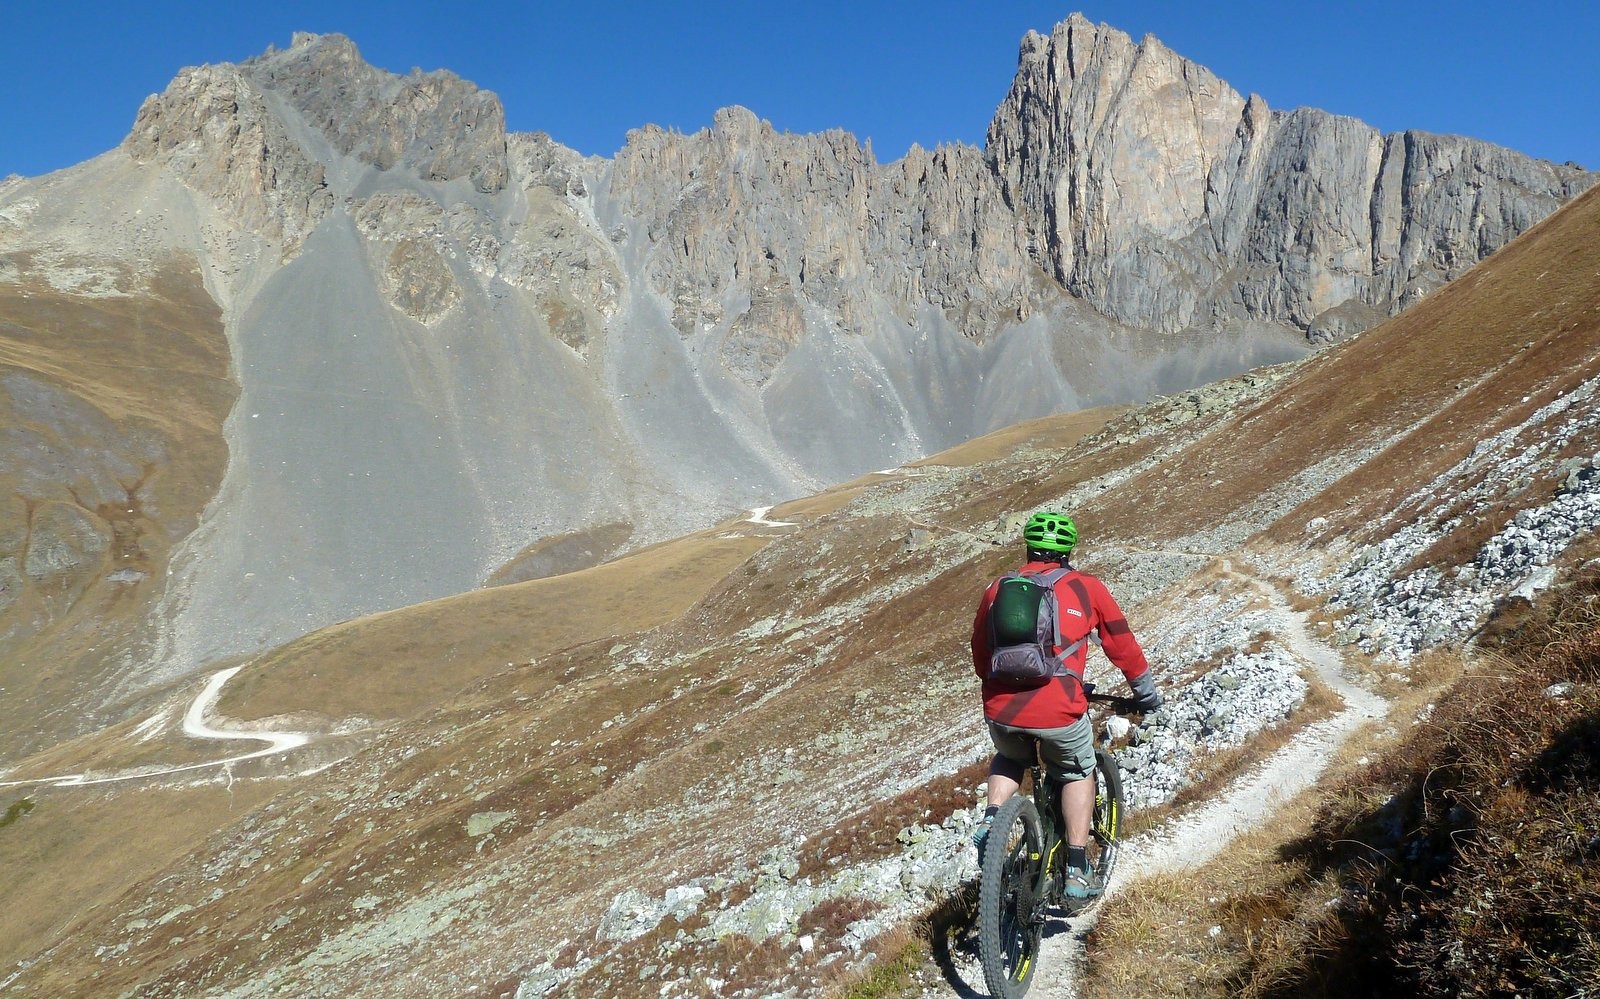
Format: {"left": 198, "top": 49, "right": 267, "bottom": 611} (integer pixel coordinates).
{"left": 609, "top": 108, "right": 1052, "bottom": 361}
{"left": 245, "top": 32, "right": 509, "bottom": 194}
{"left": 113, "top": 23, "right": 1597, "bottom": 362}
{"left": 987, "top": 13, "right": 1596, "bottom": 339}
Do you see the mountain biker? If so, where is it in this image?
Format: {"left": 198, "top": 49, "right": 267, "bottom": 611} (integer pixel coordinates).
{"left": 970, "top": 510, "right": 1161, "bottom": 900}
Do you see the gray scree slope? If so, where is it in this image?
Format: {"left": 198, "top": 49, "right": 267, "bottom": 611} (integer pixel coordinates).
{"left": 0, "top": 18, "right": 1591, "bottom": 689}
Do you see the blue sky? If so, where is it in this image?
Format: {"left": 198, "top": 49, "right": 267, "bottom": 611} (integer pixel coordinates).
{"left": 4, "top": 1, "right": 1597, "bottom": 178}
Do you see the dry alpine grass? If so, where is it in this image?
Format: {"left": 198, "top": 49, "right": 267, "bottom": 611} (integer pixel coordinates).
{"left": 1081, "top": 708, "right": 1382, "bottom": 999}
{"left": 1081, "top": 612, "right": 1477, "bottom": 998}
{"left": 1269, "top": 573, "right": 1600, "bottom": 998}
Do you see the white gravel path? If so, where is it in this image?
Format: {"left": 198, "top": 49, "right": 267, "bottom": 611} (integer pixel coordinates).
{"left": 744, "top": 505, "right": 798, "bottom": 528}
{"left": 0, "top": 666, "right": 312, "bottom": 790}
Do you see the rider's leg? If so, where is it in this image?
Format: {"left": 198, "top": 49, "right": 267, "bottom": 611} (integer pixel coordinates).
{"left": 1061, "top": 775, "right": 1093, "bottom": 848}
{"left": 1040, "top": 714, "right": 1101, "bottom": 894}
{"left": 986, "top": 753, "right": 1025, "bottom": 808}
{"left": 983, "top": 722, "right": 1032, "bottom": 809}
{"left": 1060, "top": 774, "right": 1103, "bottom": 898}
{"left": 973, "top": 752, "right": 1027, "bottom": 846}
{"left": 1037, "top": 715, "right": 1095, "bottom": 848}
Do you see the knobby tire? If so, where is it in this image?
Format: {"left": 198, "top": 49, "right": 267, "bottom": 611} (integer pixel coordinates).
{"left": 977, "top": 795, "right": 1044, "bottom": 998}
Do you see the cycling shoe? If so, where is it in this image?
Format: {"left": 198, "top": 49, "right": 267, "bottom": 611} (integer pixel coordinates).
{"left": 1062, "top": 865, "right": 1104, "bottom": 901}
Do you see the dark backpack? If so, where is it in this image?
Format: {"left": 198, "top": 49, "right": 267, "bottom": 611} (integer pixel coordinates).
{"left": 987, "top": 567, "right": 1091, "bottom": 688}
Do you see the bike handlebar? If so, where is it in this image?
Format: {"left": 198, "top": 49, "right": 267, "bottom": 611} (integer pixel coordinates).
{"left": 1082, "top": 681, "right": 1143, "bottom": 713}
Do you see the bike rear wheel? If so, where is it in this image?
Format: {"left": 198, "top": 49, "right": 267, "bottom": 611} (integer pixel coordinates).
{"left": 1092, "top": 747, "right": 1125, "bottom": 888}
{"left": 977, "top": 795, "right": 1045, "bottom": 998}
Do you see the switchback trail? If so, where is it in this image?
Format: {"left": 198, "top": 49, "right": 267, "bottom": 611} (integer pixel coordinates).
{"left": 0, "top": 666, "right": 313, "bottom": 790}
{"left": 930, "top": 556, "right": 1389, "bottom": 998}
{"left": 744, "top": 505, "right": 798, "bottom": 528}
{"left": 6, "top": 505, "right": 806, "bottom": 792}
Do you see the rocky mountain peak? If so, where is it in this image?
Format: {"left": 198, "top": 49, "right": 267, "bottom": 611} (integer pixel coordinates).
{"left": 121, "top": 30, "right": 511, "bottom": 252}
{"left": 244, "top": 32, "right": 509, "bottom": 193}
{"left": 710, "top": 104, "right": 769, "bottom": 142}
{"left": 116, "top": 18, "right": 1595, "bottom": 345}
{"left": 988, "top": 12, "right": 1597, "bottom": 338}
{"left": 288, "top": 29, "right": 359, "bottom": 54}
{"left": 122, "top": 61, "right": 334, "bottom": 249}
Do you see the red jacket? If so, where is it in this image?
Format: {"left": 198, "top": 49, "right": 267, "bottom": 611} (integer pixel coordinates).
{"left": 972, "top": 561, "right": 1150, "bottom": 729}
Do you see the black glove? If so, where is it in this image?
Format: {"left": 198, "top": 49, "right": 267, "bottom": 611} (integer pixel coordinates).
{"left": 1129, "top": 671, "right": 1163, "bottom": 712}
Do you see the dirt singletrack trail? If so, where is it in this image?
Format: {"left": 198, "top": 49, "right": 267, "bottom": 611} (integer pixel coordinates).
{"left": 928, "top": 556, "right": 1389, "bottom": 998}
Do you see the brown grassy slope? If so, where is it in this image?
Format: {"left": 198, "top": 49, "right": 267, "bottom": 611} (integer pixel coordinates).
{"left": 218, "top": 530, "right": 772, "bottom": 723}
{"left": 0, "top": 356, "right": 1503, "bottom": 994}
{"left": 1069, "top": 180, "right": 1600, "bottom": 994}
{"left": 6, "top": 443, "right": 1144, "bottom": 997}
{"left": 4, "top": 516, "right": 973, "bottom": 995}
{"left": 0, "top": 255, "right": 234, "bottom": 757}
{"left": 0, "top": 389, "right": 1131, "bottom": 996}
{"left": 0, "top": 781, "right": 276, "bottom": 967}
{"left": 1083, "top": 185, "right": 1600, "bottom": 546}
{"left": 1276, "top": 187, "right": 1600, "bottom": 545}
{"left": 4, "top": 367, "right": 1237, "bottom": 998}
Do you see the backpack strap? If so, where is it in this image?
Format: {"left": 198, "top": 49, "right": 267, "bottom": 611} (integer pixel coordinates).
{"left": 1022, "top": 566, "right": 1083, "bottom": 671}
{"left": 1022, "top": 566, "right": 1072, "bottom": 644}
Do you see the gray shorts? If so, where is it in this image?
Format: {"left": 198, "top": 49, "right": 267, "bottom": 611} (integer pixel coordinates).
{"left": 987, "top": 715, "right": 1096, "bottom": 782}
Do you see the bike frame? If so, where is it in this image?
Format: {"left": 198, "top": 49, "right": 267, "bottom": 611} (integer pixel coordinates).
{"left": 1028, "top": 764, "right": 1066, "bottom": 901}
{"left": 1030, "top": 686, "right": 1134, "bottom": 909}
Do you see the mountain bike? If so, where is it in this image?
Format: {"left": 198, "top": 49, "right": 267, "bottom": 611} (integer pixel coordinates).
{"left": 976, "top": 684, "right": 1136, "bottom": 998}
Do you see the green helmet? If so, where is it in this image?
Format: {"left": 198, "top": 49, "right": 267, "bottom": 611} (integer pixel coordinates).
{"left": 1023, "top": 510, "right": 1078, "bottom": 554}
